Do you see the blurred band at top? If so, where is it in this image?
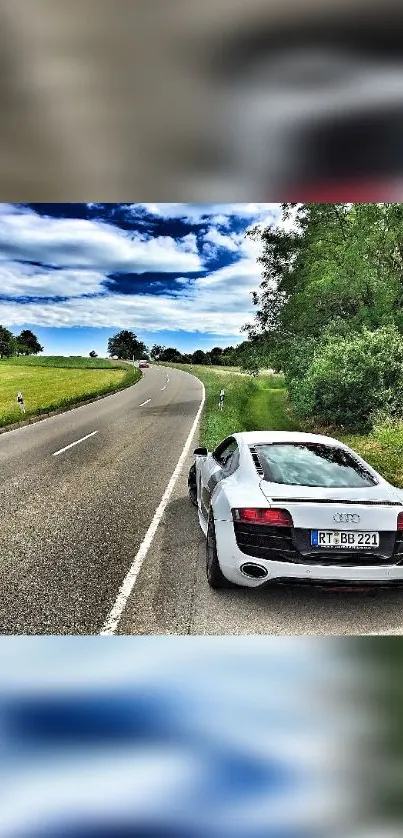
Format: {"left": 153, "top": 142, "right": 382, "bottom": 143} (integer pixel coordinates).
{"left": 0, "top": 0, "right": 402, "bottom": 200}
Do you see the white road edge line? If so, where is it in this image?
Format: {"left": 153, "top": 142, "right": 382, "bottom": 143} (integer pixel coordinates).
{"left": 139, "top": 399, "right": 151, "bottom": 407}
{"left": 100, "top": 381, "right": 206, "bottom": 635}
{"left": 53, "top": 430, "right": 98, "bottom": 457}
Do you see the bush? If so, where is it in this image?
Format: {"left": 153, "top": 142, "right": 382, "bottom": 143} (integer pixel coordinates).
{"left": 288, "top": 326, "right": 403, "bottom": 430}
{"left": 283, "top": 335, "right": 318, "bottom": 385}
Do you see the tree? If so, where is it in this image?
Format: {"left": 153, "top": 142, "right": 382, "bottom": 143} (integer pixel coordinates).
{"left": 16, "top": 329, "right": 43, "bottom": 355}
{"left": 107, "top": 330, "right": 147, "bottom": 360}
{"left": 89, "top": 350, "right": 98, "bottom": 358}
{"left": 239, "top": 349, "right": 261, "bottom": 377}
{"left": 249, "top": 205, "right": 403, "bottom": 350}
{"left": 209, "top": 346, "right": 224, "bottom": 365}
{"left": 0, "top": 325, "right": 15, "bottom": 358}
{"left": 220, "top": 346, "right": 236, "bottom": 366}
{"left": 191, "top": 350, "right": 211, "bottom": 365}
{"left": 159, "top": 347, "right": 183, "bottom": 362}
{"left": 150, "top": 344, "right": 165, "bottom": 361}
{"left": 245, "top": 203, "right": 403, "bottom": 366}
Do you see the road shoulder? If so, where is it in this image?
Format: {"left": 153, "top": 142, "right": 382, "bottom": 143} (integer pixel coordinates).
{"left": 117, "top": 448, "right": 204, "bottom": 634}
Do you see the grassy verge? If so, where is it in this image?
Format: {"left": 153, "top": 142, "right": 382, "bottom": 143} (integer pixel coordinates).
{"left": 340, "top": 424, "right": 403, "bottom": 488}
{"left": 162, "top": 363, "right": 403, "bottom": 487}
{"left": 160, "top": 364, "right": 298, "bottom": 450}
{"left": 0, "top": 356, "right": 140, "bottom": 427}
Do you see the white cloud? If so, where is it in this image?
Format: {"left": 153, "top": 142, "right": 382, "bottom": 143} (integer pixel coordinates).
{"left": 202, "top": 228, "right": 239, "bottom": 253}
{"left": 209, "top": 214, "right": 232, "bottom": 227}
{"left": 0, "top": 205, "right": 202, "bottom": 275}
{"left": 0, "top": 254, "right": 261, "bottom": 336}
{"left": 0, "top": 264, "right": 105, "bottom": 298}
{"left": 201, "top": 225, "right": 265, "bottom": 262}
{"left": 0, "top": 203, "right": 280, "bottom": 337}
{"left": 138, "top": 203, "right": 280, "bottom": 226}
{"left": 0, "top": 295, "right": 246, "bottom": 335}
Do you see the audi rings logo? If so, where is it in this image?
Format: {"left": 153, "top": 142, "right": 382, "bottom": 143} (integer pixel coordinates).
{"left": 333, "top": 513, "right": 361, "bottom": 524}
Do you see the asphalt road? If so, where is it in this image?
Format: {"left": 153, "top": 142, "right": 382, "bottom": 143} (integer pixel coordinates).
{"left": 0, "top": 364, "right": 203, "bottom": 634}
{"left": 119, "top": 455, "right": 403, "bottom": 636}
{"left": 2, "top": 363, "right": 403, "bottom": 635}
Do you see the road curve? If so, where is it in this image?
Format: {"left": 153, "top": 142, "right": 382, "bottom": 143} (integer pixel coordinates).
{"left": 0, "top": 364, "right": 203, "bottom": 634}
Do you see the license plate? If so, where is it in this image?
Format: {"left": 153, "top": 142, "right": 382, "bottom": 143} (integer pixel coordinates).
{"left": 311, "top": 530, "right": 380, "bottom": 549}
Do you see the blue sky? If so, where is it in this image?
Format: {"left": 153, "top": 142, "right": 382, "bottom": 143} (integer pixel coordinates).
{"left": 0, "top": 203, "right": 281, "bottom": 356}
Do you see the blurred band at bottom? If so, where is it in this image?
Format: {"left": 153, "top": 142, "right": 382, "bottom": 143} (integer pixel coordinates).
{"left": 0, "top": 637, "right": 399, "bottom": 838}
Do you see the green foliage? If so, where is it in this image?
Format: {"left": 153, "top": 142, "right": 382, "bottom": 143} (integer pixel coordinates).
{"left": 191, "top": 349, "right": 211, "bottom": 365}
{"left": 0, "top": 325, "right": 16, "bottom": 358}
{"left": 221, "top": 337, "right": 272, "bottom": 375}
{"left": 159, "top": 347, "right": 183, "bottom": 362}
{"left": 209, "top": 347, "right": 224, "bottom": 365}
{"left": 239, "top": 351, "right": 260, "bottom": 376}
{"left": 0, "top": 325, "right": 43, "bottom": 358}
{"left": 89, "top": 350, "right": 98, "bottom": 358}
{"left": 107, "top": 329, "right": 147, "bottom": 360}
{"left": 147, "top": 339, "right": 275, "bottom": 369}
{"left": 247, "top": 203, "right": 400, "bottom": 352}
{"left": 289, "top": 326, "right": 403, "bottom": 430}
{"left": 246, "top": 203, "right": 403, "bottom": 428}
{"left": 16, "top": 329, "right": 43, "bottom": 355}
{"left": 150, "top": 344, "right": 165, "bottom": 360}
{"left": 282, "top": 335, "right": 318, "bottom": 385}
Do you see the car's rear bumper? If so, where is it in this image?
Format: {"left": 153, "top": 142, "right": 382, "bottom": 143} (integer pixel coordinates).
{"left": 215, "top": 520, "right": 403, "bottom": 588}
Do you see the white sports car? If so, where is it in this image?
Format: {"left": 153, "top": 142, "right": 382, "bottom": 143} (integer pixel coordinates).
{"left": 188, "top": 431, "right": 403, "bottom": 590}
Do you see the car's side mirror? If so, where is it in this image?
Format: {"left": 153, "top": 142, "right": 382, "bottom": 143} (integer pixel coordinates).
{"left": 194, "top": 447, "right": 208, "bottom": 456}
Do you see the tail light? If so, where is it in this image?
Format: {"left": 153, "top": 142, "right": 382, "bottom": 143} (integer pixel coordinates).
{"left": 232, "top": 508, "right": 293, "bottom": 527}
{"left": 397, "top": 512, "right": 403, "bottom": 530}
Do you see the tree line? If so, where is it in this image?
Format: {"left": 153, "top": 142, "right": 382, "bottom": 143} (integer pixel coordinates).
{"left": 148, "top": 342, "right": 261, "bottom": 369}
{"left": 107, "top": 330, "right": 271, "bottom": 374}
{"left": 0, "top": 326, "right": 43, "bottom": 358}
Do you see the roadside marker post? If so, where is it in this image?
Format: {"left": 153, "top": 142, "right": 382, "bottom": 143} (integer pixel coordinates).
{"left": 218, "top": 389, "right": 225, "bottom": 411}
{"left": 17, "top": 391, "right": 25, "bottom": 414}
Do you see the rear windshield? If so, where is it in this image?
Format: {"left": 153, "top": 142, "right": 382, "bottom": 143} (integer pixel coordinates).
{"left": 254, "top": 443, "right": 378, "bottom": 488}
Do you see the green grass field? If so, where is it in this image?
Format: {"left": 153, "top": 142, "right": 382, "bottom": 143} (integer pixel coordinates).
{"left": 164, "top": 363, "right": 403, "bottom": 488}
{"left": 0, "top": 356, "right": 140, "bottom": 427}
{"left": 341, "top": 424, "right": 403, "bottom": 488}
{"left": 161, "top": 364, "right": 298, "bottom": 451}
{"left": 1, "top": 355, "right": 127, "bottom": 369}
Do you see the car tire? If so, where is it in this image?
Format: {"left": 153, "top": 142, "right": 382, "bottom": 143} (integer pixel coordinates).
{"left": 206, "top": 511, "right": 232, "bottom": 589}
{"left": 188, "top": 463, "right": 198, "bottom": 507}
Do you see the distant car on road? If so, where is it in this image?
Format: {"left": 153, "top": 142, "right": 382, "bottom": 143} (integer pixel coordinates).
{"left": 188, "top": 431, "right": 403, "bottom": 590}
{"left": 139, "top": 359, "right": 149, "bottom": 368}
